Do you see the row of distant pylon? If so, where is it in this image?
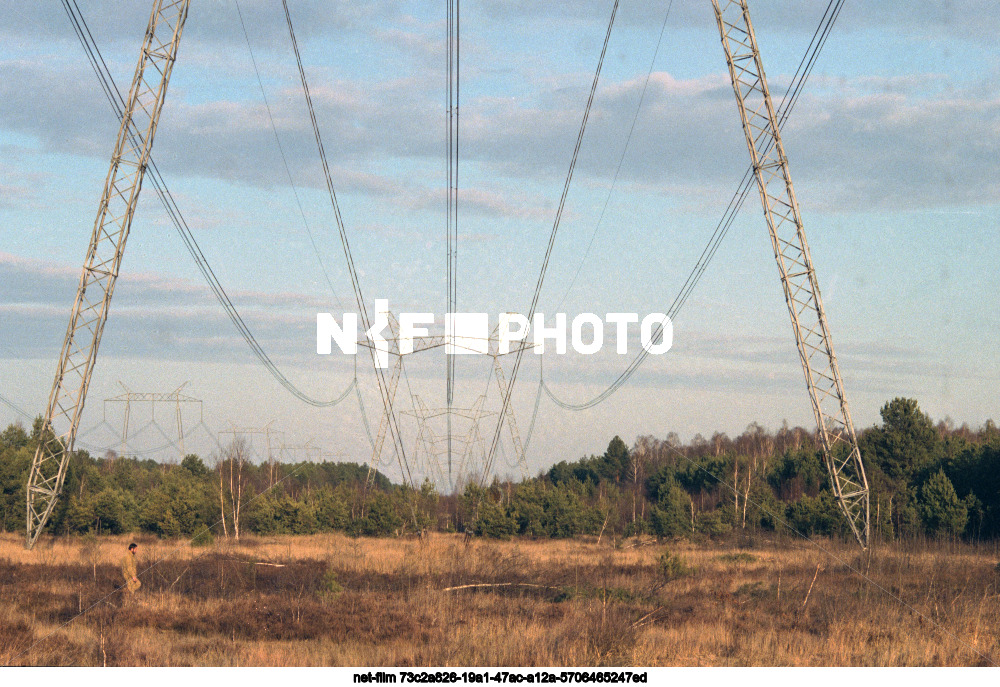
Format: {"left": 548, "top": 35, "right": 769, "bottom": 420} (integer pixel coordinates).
{"left": 85, "top": 362, "right": 528, "bottom": 496}
{"left": 360, "top": 311, "right": 535, "bottom": 497}
{"left": 81, "top": 381, "right": 343, "bottom": 468}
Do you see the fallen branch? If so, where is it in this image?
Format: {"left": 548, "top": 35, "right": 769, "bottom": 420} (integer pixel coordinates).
{"left": 441, "top": 582, "right": 562, "bottom": 593}
{"left": 630, "top": 607, "right": 664, "bottom": 629}
{"left": 167, "top": 564, "right": 191, "bottom": 591}
{"left": 801, "top": 563, "right": 822, "bottom": 610}
{"left": 216, "top": 558, "right": 286, "bottom": 567}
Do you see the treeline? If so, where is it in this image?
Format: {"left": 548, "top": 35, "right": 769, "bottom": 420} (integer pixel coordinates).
{"left": 1, "top": 397, "right": 998, "bottom": 542}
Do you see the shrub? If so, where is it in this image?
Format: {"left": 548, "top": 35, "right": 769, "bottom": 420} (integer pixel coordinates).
{"left": 623, "top": 519, "right": 648, "bottom": 537}
{"left": 658, "top": 549, "right": 692, "bottom": 582}
{"left": 785, "top": 493, "right": 839, "bottom": 536}
{"left": 320, "top": 570, "right": 343, "bottom": 600}
{"left": 696, "top": 510, "right": 731, "bottom": 537}
{"left": 473, "top": 500, "right": 517, "bottom": 540}
{"left": 190, "top": 529, "right": 214, "bottom": 547}
{"left": 650, "top": 484, "right": 691, "bottom": 538}
{"left": 351, "top": 491, "right": 403, "bottom": 537}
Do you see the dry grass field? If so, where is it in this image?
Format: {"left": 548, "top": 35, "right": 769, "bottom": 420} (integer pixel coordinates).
{"left": 0, "top": 531, "right": 997, "bottom": 666}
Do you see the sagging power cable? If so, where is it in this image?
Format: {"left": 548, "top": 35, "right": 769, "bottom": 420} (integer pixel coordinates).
{"left": 553, "top": 0, "right": 675, "bottom": 313}
{"left": 542, "top": 0, "right": 846, "bottom": 412}
{"left": 59, "top": 0, "right": 355, "bottom": 409}
{"left": 232, "top": 0, "right": 345, "bottom": 312}
{"left": 479, "top": 0, "right": 622, "bottom": 489}
{"left": 279, "top": 0, "right": 414, "bottom": 486}
{"left": 445, "top": 0, "right": 461, "bottom": 483}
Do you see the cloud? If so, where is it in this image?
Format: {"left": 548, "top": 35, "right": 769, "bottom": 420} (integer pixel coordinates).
{"left": 3, "top": 0, "right": 999, "bottom": 217}
{"left": 0, "top": 251, "right": 331, "bottom": 364}
{"left": 474, "top": 0, "right": 1000, "bottom": 42}
{"left": 5, "top": 1, "right": 995, "bottom": 62}
{"left": 9, "top": 42, "right": 996, "bottom": 216}
{"left": 782, "top": 86, "right": 1000, "bottom": 211}
{"left": 0, "top": 1, "right": 400, "bottom": 50}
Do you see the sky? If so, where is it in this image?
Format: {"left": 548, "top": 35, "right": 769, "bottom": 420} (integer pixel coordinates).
{"left": 0, "top": 0, "right": 998, "bottom": 487}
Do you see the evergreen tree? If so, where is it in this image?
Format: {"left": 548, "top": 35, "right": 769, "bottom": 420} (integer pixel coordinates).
{"left": 863, "top": 398, "right": 940, "bottom": 483}
{"left": 920, "top": 469, "right": 967, "bottom": 536}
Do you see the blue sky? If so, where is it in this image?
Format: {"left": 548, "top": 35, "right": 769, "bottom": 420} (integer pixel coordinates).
{"left": 1, "top": 0, "right": 998, "bottom": 485}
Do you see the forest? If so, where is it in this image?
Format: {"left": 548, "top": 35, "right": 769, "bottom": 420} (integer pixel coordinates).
{"left": 1, "top": 397, "right": 997, "bottom": 544}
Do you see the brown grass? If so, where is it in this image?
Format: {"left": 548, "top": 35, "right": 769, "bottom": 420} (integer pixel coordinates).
{"left": 0, "top": 532, "right": 997, "bottom": 666}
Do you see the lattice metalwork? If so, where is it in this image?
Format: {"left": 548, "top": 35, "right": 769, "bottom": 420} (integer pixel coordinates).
{"left": 404, "top": 395, "right": 495, "bottom": 489}
{"left": 26, "top": 0, "right": 190, "bottom": 549}
{"left": 363, "top": 356, "right": 405, "bottom": 498}
{"left": 359, "top": 313, "right": 536, "bottom": 499}
{"left": 712, "top": 0, "right": 870, "bottom": 548}
{"left": 104, "top": 381, "right": 202, "bottom": 457}
{"left": 490, "top": 355, "right": 530, "bottom": 482}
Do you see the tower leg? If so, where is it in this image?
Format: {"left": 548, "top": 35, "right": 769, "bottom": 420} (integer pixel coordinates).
{"left": 711, "top": 0, "right": 870, "bottom": 548}
{"left": 26, "top": 0, "right": 191, "bottom": 549}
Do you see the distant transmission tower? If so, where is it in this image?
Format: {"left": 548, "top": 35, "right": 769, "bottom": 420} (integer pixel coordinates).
{"left": 104, "top": 381, "right": 202, "bottom": 458}
{"left": 218, "top": 421, "right": 281, "bottom": 486}
{"left": 404, "top": 394, "right": 496, "bottom": 490}
{"left": 486, "top": 320, "right": 537, "bottom": 484}
{"left": 360, "top": 311, "right": 536, "bottom": 501}
{"left": 279, "top": 439, "right": 321, "bottom": 464}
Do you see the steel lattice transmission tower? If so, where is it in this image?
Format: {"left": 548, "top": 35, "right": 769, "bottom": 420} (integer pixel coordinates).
{"left": 104, "top": 381, "right": 203, "bottom": 457}
{"left": 404, "top": 394, "right": 496, "bottom": 490}
{"left": 711, "top": 0, "right": 870, "bottom": 548}
{"left": 26, "top": 0, "right": 191, "bottom": 549}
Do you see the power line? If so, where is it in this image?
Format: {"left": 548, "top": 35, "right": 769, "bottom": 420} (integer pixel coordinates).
{"left": 0, "top": 393, "right": 33, "bottom": 422}
{"left": 56, "top": 0, "right": 847, "bottom": 476}
{"left": 542, "top": 0, "right": 846, "bottom": 412}
{"left": 59, "top": 0, "right": 356, "bottom": 410}
{"left": 554, "top": 0, "right": 675, "bottom": 313}
{"left": 497, "top": 0, "right": 845, "bottom": 478}
{"left": 479, "top": 0, "right": 622, "bottom": 489}
{"left": 445, "top": 0, "right": 461, "bottom": 485}
{"left": 279, "top": 0, "right": 413, "bottom": 485}
{"left": 232, "top": 0, "right": 345, "bottom": 312}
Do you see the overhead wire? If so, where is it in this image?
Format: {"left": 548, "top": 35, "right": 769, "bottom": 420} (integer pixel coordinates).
{"left": 0, "top": 392, "right": 34, "bottom": 423}
{"left": 541, "top": 0, "right": 846, "bottom": 412}
{"left": 59, "top": 0, "right": 356, "bottom": 409}
{"left": 0, "top": 392, "right": 216, "bottom": 459}
{"left": 55, "top": 0, "right": 846, "bottom": 482}
{"left": 278, "top": 0, "right": 413, "bottom": 485}
{"left": 479, "top": 0, "right": 622, "bottom": 490}
{"left": 445, "top": 0, "right": 461, "bottom": 482}
{"left": 494, "top": 0, "right": 844, "bottom": 475}
{"left": 521, "top": 357, "right": 544, "bottom": 455}
{"left": 671, "top": 0, "right": 844, "bottom": 319}
{"left": 232, "top": 0, "right": 345, "bottom": 312}
{"left": 514, "top": 0, "right": 676, "bottom": 464}
{"left": 553, "top": 0, "right": 675, "bottom": 313}
{"left": 233, "top": 0, "right": 382, "bottom": 453}
{"left": 352, "top": 355, "right": 376, "bottom": 450}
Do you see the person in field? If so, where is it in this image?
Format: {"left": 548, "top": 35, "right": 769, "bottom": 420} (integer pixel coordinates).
{"left": 120, "top": 542, "right": 141, "bottom": 593}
